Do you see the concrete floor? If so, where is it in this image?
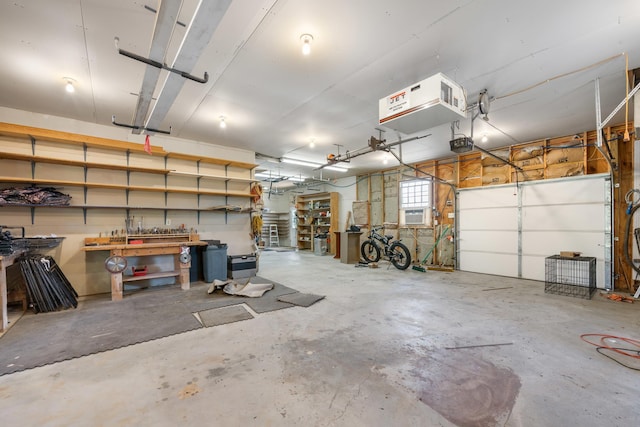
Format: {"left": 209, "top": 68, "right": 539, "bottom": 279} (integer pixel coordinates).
{"left": 0, "top": 250, "right": 639, "bottom": 427}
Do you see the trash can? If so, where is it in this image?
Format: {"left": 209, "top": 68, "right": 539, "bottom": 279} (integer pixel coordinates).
{"left": 314, "top": 234, "right": 327, "bottom": 256}
{"left": 203, "top": 240, "right": 228, "bottom": 282}
{"left": 189, "top": 244, "right": 206, "bottom": 282}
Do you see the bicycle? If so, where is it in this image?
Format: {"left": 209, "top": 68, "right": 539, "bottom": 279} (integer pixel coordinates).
{"left": 360, "top": 225, "right": 412, "bottom": 270}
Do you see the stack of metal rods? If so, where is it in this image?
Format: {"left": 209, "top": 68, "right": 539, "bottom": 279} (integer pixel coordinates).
{"left": 19, "top": 256, "right": 78, "bottom": 313}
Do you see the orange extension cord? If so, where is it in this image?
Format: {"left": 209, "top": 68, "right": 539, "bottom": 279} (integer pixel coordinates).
{"left": 580, "top": 334, "right": 640, "bottom": 370}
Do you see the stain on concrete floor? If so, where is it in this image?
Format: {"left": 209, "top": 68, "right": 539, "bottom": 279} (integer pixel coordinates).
{"left": 178, "top": 383, "right": 201, "bottom": 399}
{"left": 410, "top": 349, "right": 521, "bottom": 427}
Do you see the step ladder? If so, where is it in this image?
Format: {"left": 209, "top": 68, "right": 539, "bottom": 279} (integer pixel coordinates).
{"left": 269, "top": 224, "right": 279, "bottom": 247}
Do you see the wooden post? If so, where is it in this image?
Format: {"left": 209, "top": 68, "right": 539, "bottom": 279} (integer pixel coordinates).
{"left": 176, "top": 253, "right": 190, "bottom": 290}
{"left": 110, "top": 249, "right": 124, "bottom": 301}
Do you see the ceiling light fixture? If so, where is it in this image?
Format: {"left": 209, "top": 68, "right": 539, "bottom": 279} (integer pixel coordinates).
{"left": 281, "top": 157, "right": 321, "bottom": 168}
{"left": 281, "top": 157, "right": 348, "bottom": 172}
{"left": 481, "top": 135, "right": 488, "bottom": 143}
{"left": 300, "top": 34, "right": 313, "bottom": 55}
{"left": 219, "top": 116, "right": 226, "bottom": 129}
{"left": 255, "top": 172, "right": 278, "bottom": 178}
{"left": 64, "top": 78, "right": 75, "bottom": 93}
{"left": 324, "top": 165, "right": 348, "bottom": 172}
{"left": 289, "top": 176, "right": 306, "bottom": 182}
{"left": 309, "top": 138, "right": 315, "bottom": 148}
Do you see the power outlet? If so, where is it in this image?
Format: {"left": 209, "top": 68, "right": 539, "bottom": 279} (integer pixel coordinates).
{"left": 166, "top": 219, "right": 171, "bottom": 226}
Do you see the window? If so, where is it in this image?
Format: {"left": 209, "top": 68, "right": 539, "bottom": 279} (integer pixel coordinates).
{"left": 400, "top": 179, "right": 430, "bottom": 208}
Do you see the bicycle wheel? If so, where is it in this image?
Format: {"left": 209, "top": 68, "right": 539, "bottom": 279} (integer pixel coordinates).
{"left": 389, "top": 242, "right": 411, "bottom": 270}
{"left": 361, "top": 240, "right": 381, "bottom": 262}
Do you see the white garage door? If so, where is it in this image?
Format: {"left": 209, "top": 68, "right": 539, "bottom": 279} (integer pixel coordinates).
{"left": 457, "top": 174, "right": 611, "bottom": 288}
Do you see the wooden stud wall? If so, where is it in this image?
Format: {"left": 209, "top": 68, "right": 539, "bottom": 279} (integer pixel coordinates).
{"left": 355, "top": 123, "right": 634, "bottom": 281}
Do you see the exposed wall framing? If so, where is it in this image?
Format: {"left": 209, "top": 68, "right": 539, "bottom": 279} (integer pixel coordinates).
{"left": 356, "top": 122, "right": 634, "bottom": 284}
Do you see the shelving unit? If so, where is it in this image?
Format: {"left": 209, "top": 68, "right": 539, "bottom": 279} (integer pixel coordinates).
{"left": 261, "top": 212, "right": 290, "bottom": 247}
{"left": 295, "top": 192, "right": 339, "bottom": 254}
{"left": 0, "top": 122, "right": 258, "bottom": 224}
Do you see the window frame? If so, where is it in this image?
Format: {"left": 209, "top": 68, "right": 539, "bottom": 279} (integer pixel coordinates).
{"left": 399, "top": 178, "right": 431, "bottom": 209}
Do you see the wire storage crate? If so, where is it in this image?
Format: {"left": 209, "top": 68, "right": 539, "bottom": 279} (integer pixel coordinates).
{"left": 545, "top": 255, "right": 596, "bottom": 299}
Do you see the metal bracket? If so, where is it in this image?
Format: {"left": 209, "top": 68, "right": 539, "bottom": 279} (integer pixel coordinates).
{"left": 111, "top": 115, "right": 172, "bottom": 135}
{"left": 116, "top": 43, "right": 209, "bottom": 84}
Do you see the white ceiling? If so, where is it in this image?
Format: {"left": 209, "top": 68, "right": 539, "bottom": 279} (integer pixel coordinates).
{"left": 1, "top": 0, "right": 639, "bottom": 185}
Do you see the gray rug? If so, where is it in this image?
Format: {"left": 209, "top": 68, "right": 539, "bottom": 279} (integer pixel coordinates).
{"left": 198, "top": 305, "right": 253, "bottom": 327}
{"left": 277, "top": 293, "right": 325, "bottom": 307}
{"left": 0, "top": 277, "right": 298, "bottom": 376}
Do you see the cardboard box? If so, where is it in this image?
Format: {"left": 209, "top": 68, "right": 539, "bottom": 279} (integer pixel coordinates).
{"left": 560, "top": 251, "right": 581, "bottom": 258}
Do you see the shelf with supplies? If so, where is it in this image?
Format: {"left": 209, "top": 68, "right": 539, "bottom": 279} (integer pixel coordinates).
{"left": 295, "top": 192, "right": 339, "bottom": 254}
{"left": 0, "top": 122, "right": 257, "bottom": 224}
{"left": 261, "top": 211, "right": 290, "bottom": 247}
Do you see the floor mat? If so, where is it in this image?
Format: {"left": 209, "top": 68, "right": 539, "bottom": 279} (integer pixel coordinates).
{"left": 242, "top": 283, "right": 298, "bottom": 313}
{"left": 277, "top": 293, "right": 325, "bottom": 307}
{"left": 0, "top": 290, "right": 202, "bottom": 376}
{"left": 198, "top": 305, "right": 253, "bottom": 327}
{"left": 0, "top": 276, "right": 297, "bottom": 376}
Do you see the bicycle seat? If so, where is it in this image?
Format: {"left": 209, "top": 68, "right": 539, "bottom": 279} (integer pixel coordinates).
{"left": 385, "top": 234, "right": 394, "bottom": 240}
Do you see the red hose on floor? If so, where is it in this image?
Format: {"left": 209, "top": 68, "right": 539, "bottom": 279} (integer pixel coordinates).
{"left": 580, "top": 334, "right": 640, "bottom": 359}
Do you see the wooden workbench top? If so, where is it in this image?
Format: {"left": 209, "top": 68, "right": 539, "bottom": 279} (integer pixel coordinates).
{"left": 82, "top": 241, "right": 207, "bottom": 251}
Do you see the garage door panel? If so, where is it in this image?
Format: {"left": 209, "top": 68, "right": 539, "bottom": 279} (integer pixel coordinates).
{"left": 522, "top": 205, "right": 604, "bottom": 231}
{"left": 522, "top": 177, "right": 605, "bottom": 205}
{"left": 522, "top": 230, "right": 603, "bottom": 258}
{"left": 459, "top": 207, "right": 518, "bottom": 230}
{"left": 458, "top": 187, "right": 518, "bottom": 209}
{"left": 459, "top": 252, "right": 519, "bottom": 277}
{"left": 459, "top": 230, "right": 517, "bottom": 253}
{"left": 458, "top": 175, "right": 608, "bottom": 288}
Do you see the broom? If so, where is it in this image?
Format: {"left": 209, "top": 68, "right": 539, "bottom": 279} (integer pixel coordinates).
{"left": 412, "top": 225, "right": 450, "bottom": 272}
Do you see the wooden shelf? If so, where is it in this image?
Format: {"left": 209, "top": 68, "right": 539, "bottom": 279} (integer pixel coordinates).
{"left": 0, "top": 203, "right": 254, "bottom": 212}
{"left": 0, "top": 122, "right": 168, "bottom": 155}
{"left": 122, "top": 270, "right": 181, "bottom": 283}
{"left": 0, "top": 177, "right": 252, "bottom": 198}
{"left": 166, "top": 152, "right": 256, "bottom": 169}
{"left": 0, "top": 152, "right": 172, "bottom": 174}
{"left": 168, "top": 170, "right": 256, "bottom": 183}
{"left": 0, "top": 121, "right": 257, "bottom": 226}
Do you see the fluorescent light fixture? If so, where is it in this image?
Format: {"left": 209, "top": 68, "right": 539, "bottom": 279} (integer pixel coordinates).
{"left": 288, "top": 176, "right": 306, "bottom": 182}
{"left": 281, "top": 157, "right": 321, "bottom": 168}
{"left": 255, "top": 172, "right": 278, "bottom": 178}
{"left": 281, "top": 157, "right": 348, "bottom": 172}
{"left": 324, "top": 165, "right": 348, "bottom": 172}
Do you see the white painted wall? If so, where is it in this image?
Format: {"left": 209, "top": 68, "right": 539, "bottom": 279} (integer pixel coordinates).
{"left": 328, "top": 176, "right": 358, "bottom": 231}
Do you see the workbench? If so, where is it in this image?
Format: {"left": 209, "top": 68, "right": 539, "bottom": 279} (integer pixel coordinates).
{"left": 0, "top": 249, "right": 28, "bottom": 333}
{"left": 83, "top": 241, "right": 207, "bottom": 301}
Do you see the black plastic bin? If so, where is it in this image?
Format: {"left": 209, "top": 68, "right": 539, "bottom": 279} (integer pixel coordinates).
{"left": 202, "top": 241, "right": 228, "bottom": 282}
{"left": 189, "top": 244, "right": 207, "bottom": 282}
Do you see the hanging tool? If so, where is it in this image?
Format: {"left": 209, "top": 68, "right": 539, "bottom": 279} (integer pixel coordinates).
{"left": 412, "top": 225, "right": 450, "bottom": 272}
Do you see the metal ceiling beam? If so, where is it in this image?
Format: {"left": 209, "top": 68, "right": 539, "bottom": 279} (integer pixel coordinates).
{"left": 130, "top": 0, "right": 182, "bottom": 134}
{"left": 144, "top": 0, "right": 232, "bottom": 133}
